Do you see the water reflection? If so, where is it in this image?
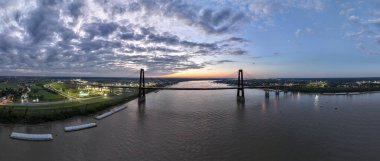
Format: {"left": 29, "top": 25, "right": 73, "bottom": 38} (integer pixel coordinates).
{"left": 2, "top": 81, "right": 380, "bottom": 161}
{"left": 296, "top": 92, "right": 301, "bottom": 101}
{"left": 274, "top": 94, "right": 280, "bottom": 113}
{"left": 261, "top": 96, "right": 270, "bottom": 113}
{"left": 138, "top": 100, "right": 146, "bottom": 118}
{"left": 313, "top": 94, "right": 320, "bottom": 112}
{"left": 237, "top": 99, "right": 245, "bottom": 110}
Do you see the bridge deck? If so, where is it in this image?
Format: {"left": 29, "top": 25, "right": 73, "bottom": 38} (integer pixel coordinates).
{"left": 88, "top": 85, "right": 290, "bottom": 90}
{"left": 142, "top": 87, "right": 239, "bottom": 90}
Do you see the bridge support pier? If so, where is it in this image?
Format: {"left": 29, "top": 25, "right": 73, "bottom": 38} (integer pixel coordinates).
{"left": 265, "top": 90, "right": 270, "bottom": 98}
{"left": 138, "top": 69, "right": 145, "bottom": 102}
{"left": 275, "top": 87, "right": 280, "bottom": 96}
{"left": 237, "top": 69, "right": 245, "bottom": 102}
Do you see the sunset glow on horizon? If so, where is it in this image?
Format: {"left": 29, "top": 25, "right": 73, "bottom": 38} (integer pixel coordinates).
{"left": 154, "top": 69, "right": 237, "bottom": 78}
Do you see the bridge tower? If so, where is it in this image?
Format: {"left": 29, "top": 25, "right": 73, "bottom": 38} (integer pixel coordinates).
{"left": 237, "top": 69, "right": 245, "bottom": 101}
{"left": 275, "top": 86, "right": 280, "bottom": 96}
{"left": 138, "top": 68, "right": 145, "bottom": 102}
{"left": 265, "top": 89, "right": 270, "bottom": 98}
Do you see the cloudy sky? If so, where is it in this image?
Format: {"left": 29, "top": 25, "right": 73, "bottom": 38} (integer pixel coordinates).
{"left": 0, "top": 0, "right": 379, "bottom": 78}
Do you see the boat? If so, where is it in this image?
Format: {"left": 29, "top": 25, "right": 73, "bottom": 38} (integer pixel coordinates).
{"left": 64, "top": 123, "right": 97, "bottom": 132}
{"left": 95, "top": 106, "right": 127, "bottom": 120}
{"left": 95, "top": 110, "right": 114, "bottom": 120}
{"left": 112, "top": 106, "right": 126, "bottom": 113}
{"left": 10, "top": 132, "right": 53, "bottom": 141}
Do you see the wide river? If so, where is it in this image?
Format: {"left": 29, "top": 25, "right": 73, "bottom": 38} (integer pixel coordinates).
{"left": 1, "top": 80, "right": 380, "bottom": 161}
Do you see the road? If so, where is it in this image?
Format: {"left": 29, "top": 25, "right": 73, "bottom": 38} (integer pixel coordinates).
{"left": 7, "top": 96, "right": 105, "bottom": 106}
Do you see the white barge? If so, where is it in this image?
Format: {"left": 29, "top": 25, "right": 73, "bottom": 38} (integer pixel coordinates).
{"left": 64, "top": 123, "right": 97, "bottom": 132}
{"left": 95, "top": 111, "right": 114, "bottom": 120}
{"left": 95, "top": 106, "right": 127, "bottom": 120}
{"left": 10, "top": 132, "right": 53, "bottom": 141}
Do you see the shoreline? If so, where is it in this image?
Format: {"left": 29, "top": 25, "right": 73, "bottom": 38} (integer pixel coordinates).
{"left": 252, "top": 86, "right": 380, "bottom": 95}
{"left": 0, "top": 91, "right": 146, "bottom": 124}
{"left": 279, "top": 90, "right": 380, "bottom": 95}
{"left": 287, "top": 90, "right": 380, "bottom": 95}
{"left": 7, "top": 96, "right": 105, "bottom": 106}
{"left": 1, "top": 86, "right": 379, "bottom": 124}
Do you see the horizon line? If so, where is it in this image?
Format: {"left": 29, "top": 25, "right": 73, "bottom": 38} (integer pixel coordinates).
{"left": 1, "top": 75, "right": 380, "bottom": 79}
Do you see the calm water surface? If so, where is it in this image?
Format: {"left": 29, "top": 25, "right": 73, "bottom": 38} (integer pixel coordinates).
{"left": 1, "top": 80, "right": 380, "bottom": 161}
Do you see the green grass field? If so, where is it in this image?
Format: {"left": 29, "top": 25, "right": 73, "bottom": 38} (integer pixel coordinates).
{"left": 29, "top": 84, "right": 66, "bottom": 102}
{"left": 0, "top": 82, "right": 66, "bottom": 102}
{"left": 3, "top": 91, "right": 136, "bottom": 109}
{"left": 0, "top": 93, "right": 138, "bottom": 123}
{"left": 50, "top": 82, "right": 102, "bottom": 98}
{"left": 50, "top": 82, "right": 80, "bottom": 97}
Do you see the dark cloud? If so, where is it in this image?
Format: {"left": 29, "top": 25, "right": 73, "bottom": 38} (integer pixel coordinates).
{"left": 216, "top": 60, "right": 236, "bottom": 63}
{"left": 79, "top": 40, "right": 121, "bottom": 52}
{"left": 95, "top": 0, "right": 247, "bottom": 34}
{"left": 250, "top": 52, "right": 281, "bottom": 60}
{"left": 200, "top": 59, "right": 237, "bottom": 66}
{"left": 23, "top": 3, "right": 61, "bottom": 44}
{"left": 83, "top": 22, "right": 119, "bottom": 39}
{"left": 197, "top": 8, "right": 246, "bottom": 34}
{"left": 225, "top": 37, "right": 249, "bottom": 43}
{"left": 67, "top": 1, "right": 84, "bottom": 18}
{"left": 0, "top": 0, "right": 248, "bottom": 76}
{"left": 230, "top": 50, "right": 247, "bottom": 55}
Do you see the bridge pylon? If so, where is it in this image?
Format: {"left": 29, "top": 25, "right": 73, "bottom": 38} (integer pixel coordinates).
{"left": 138, "top": 68, "right": 145, "bottom": 102}
{"left": 237, "top": 69, "right": 245, "bottom": 101}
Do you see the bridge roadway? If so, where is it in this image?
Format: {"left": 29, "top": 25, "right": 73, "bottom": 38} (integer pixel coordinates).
{"left": 88, "top": 85, "right": 292, "bottom": 90}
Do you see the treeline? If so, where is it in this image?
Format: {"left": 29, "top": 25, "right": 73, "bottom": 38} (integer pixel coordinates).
{"left": 286, "top": 87, "right": 380, "bottom": 93}
{"left": 0, "top": 88, "right": 24, "bottom": 101}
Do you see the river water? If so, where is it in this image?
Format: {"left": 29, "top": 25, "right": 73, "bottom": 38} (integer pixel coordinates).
{"left": 1, "top": 80, "right": 380, "bottom": 161}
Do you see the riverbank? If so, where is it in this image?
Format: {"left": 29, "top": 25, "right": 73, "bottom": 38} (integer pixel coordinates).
{"left": 2, "top": 81, "right": 380, "bottom": 161}
{"left": 0, "top": 93, "right": 139, "bottom": 124}
{"left": 286, "top": 87, "right": 380, "bottom": 94}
